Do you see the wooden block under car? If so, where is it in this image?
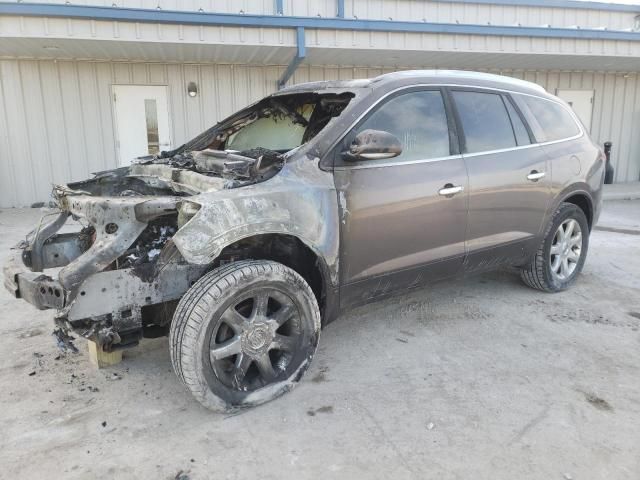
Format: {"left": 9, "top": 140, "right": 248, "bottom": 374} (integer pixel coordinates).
{"left": 87, "top": 340, "right": 123, "bottom": 368}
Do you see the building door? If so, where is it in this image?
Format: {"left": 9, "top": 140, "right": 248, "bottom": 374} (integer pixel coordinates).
{"left": 112, "top": 85, "right": 172, "bottom": 166}
{"left": 556, "top": 89, "right": 594, "bottom": 132}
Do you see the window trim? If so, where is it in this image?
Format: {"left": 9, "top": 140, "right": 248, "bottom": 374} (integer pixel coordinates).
{"left": 324, "top": 83, "right": 584, "bottom": 169}
{"left": 504, "top": 93, "right": 536, "bottom": 146}
{"left": 333, "top": 86, "right": 458, "bottom": 169}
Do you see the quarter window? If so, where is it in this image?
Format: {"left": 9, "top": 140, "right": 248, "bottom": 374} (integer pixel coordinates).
{"left": 351, "top": 90, "right": 450, "bottom": 162}
{"left": 452, "top": 91, "right": 517, "bottom": 153}
{"left": 517, "top": 95, "right": 580, "bottom": 142}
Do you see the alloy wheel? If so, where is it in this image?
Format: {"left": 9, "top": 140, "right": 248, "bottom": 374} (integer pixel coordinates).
{"left": 549, "top": 218, "right": 582, "bottom": 281}
{"left": 208, "top": 289, "right": 302, "bottom": 392}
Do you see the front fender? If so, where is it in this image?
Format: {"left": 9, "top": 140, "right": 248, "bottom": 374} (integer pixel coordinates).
{"left": 172, "top": 156, "right": 340, "bottom": 285}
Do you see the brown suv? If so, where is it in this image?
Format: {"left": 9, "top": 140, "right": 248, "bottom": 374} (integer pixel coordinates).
{"left": 4, "top": 71, "right": 604, "bottom": 411}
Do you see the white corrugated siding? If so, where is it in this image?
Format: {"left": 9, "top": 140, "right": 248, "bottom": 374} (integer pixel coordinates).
{"left": 21, "top": 0, "right": 640, "bottom": 29}
{"left": 0, "top": 59, "right": 638, "bottom": 207}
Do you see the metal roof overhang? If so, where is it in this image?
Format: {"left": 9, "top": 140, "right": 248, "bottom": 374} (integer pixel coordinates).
{"left": 1, "top": 2, "right": 640, "bottom": 72}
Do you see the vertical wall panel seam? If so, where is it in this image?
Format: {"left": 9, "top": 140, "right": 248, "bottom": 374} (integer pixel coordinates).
{"left": 616, "top": 74, "right": 627, "bottom": 182}
{"left": 36, "top": 60, "right": 55, "bottom": 191}
{"left": 624, "top": 75, "right": 638, "bottom": 181}
{"left": 91, "top": 61, "right": 107, "bottom": 171}
{"left": 108, "top": 61, "right": 119, "bottom": 167}
{"left": 74, "top": 61, "right": 91, "bottom": 178}
{"left": 196, "top": 64, "right": 205, "bottom": 135}
{"left": 0, "top": 61, "right": 18, "bottom": 207}
{"left": 17, "top": 60, "right": 38, "bottom": 203}
{"left": 56, "top": 61, "right": 73, "bottom": 183}
{"left": 632, "top": 76, "right": 640, "bottom": 181}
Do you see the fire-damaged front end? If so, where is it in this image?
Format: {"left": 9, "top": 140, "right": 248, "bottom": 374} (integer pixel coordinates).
{"left": 3, "top": 86, "right": 357, "bottom": 351}
{"left": 3, "top": 189, "right": 206, "bottom": 351}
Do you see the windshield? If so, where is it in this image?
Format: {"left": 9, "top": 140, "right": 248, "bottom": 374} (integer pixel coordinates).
{"left": 166, "top": 92, "right": 354, "bottom": 157}
{"left": 226, "top": 104, "right": 315, "bottom": 152}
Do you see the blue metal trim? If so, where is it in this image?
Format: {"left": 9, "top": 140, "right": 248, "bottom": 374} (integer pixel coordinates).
{"left": 278, "top": 26, "right": 305, "bottom": 89}
{"left": 1, "top": 3, "right": 640, "bottom": 42}
{"left": 337, "top": 0, "right": 345, "bottom": 18}
{"left": 275, "top": 0, "right": 283, "bottom": 15}
{"left": 437, "top": 0, "right": 640, "bottom": 13}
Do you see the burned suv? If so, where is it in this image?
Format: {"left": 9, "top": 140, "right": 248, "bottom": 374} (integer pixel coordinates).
{"left": 4, "top": 71, "right": 604, "bottom": 411}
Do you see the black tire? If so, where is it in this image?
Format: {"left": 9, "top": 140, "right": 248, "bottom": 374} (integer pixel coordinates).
{"left": 169, "top": 260, "right": 321, "bottom": 411}
{"left": 520, "top": 202, "right": 589, "bottom": 292}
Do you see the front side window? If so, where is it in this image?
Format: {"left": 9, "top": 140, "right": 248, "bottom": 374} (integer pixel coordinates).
{"left": 516, "top": 95, "right": 581, "bottom": 142}
{"left": 451, "top": 90, "right": 517, "bottom": 153}
{"left": 351, "top": 90, "right": 451, "bottom": 162}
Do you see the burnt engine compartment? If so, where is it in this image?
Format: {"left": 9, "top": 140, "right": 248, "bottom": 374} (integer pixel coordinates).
{"left": 44, "top": 91, "right": 354, "bottom": 350}
{"left": 63, "top": 170, "right": 186, "bottom": 197}
{"left": 118, "top": 217, "right": 178, "bottom": 269}
{"left": 58, "top": 92, "right": 353, "bottom": 198}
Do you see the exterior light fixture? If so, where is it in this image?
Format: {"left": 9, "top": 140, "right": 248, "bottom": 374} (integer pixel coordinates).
{"left": 187, "top": 82, "right": 198, "bottom": 98}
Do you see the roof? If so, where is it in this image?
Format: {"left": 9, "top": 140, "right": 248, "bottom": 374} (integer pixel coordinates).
{"left": 279, "top": 70, "right": 548, "bottom": 96}
{"left": 372, "top": 70, "right": 547, "bottom": 93}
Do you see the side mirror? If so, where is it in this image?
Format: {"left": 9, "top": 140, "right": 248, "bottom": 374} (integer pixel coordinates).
{"left": 343, "top": 129, "right": 403, "bottom": 161}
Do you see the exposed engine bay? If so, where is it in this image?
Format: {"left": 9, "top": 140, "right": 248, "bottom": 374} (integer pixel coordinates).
{"left": 59, "top": 92, "right": 353, "bottom": 197}
{"left": 4, "top": 89, "right": 353, "bottom": 352}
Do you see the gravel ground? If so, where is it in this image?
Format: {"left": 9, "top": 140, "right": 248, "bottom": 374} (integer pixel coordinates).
{"left": 0, "top": 201, "right": 639, "bottom": 480}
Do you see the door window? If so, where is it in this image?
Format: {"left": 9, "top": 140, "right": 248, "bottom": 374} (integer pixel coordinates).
{"left": 452, "top": 90, "right": 517, "bottom": 153}
{"left": 351, "top": 90, "right": 450, "bottom": 162}
{"left": 144, "top": 99, "right": 160, "bottom": 155}
{"left": 516, "top": 95, "right": 581, "bottom": 142}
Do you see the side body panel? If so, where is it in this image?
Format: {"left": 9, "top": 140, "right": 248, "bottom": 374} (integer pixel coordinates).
{"left": 542, "top": 136, "right": 605, "bottom": 228}
{"left": 173, "top": 156, "right": 341, "bottom": 286}
{"left": 334, "top": 158, "right": 468, "bottom": 308}
{"left": 462, "top": 146, "right": 552, "bottom": 272}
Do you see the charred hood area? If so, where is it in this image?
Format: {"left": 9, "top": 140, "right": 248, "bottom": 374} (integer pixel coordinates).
{"left": 58, "top": 91, "right": 354, "bottom": 199}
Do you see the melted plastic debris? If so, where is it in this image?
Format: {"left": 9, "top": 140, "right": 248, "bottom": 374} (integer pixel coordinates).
{"left": 120, "top": 224, "right": 176, "bottom": 268}
{"left": 53, "top": 327, "right": 79, "bottom": 353}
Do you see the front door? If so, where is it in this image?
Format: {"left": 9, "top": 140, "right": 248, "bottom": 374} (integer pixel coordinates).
{"left": 448, "top": 88, "right": 552, "bottom": 273}
{"left": 334, "top": 88, "right": 468, "bottom": 308}
{"left": 112, "top": 85, "right": 172, "bottom": 166}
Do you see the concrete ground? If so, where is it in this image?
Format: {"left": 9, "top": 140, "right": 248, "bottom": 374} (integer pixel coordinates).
{"left": 0, "top": 202, "right": 639, "bottom": 480}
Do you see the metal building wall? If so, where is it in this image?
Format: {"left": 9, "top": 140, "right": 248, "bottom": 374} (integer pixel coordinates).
{"left": 0, "top": 58, "right": 638, "bottom": 207}
{"left": 19, "top": 0, "right": 640, "bottom": 29}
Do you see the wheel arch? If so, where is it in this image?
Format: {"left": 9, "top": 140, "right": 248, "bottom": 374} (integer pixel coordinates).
{"left": 213, "top": 233, "right": 339, "bottom": 325}
{"left": 543, "top": 184, "right": 595, "bottom": 233}
{"left": 560, "top": 190, "right": 594, "bottom": 231}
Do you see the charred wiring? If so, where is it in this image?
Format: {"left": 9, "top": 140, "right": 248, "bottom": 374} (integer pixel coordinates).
{"left": 118, "top": 217, "right": 178, "bottom": 268}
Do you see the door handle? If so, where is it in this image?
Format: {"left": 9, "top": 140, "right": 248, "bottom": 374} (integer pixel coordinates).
{"left": 527, "top": 170, "right": 546, "bottom": 181}
{"left": 438, "top": 184, "right": 464, "bottom": 197}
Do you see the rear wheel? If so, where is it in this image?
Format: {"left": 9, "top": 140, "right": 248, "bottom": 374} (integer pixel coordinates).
{"left": 169, "top": 260, "right": 321, "bottom": 411}
{"left": 520, "top": 202, "right": 589, "bottom": 292}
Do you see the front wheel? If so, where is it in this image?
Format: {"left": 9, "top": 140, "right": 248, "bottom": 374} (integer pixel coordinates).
{"left": 520, "top": 202, "right": 590, "bottom": 292}
{"left": 169, "top": 260, "right": 321, "bottom": 411}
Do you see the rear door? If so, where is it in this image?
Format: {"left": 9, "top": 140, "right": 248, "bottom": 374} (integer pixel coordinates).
{"left": 333, "top": 88, "right": 469, "bottom": 307}
{"left": 448, "top": 88, "right": 552, "bottom": 273}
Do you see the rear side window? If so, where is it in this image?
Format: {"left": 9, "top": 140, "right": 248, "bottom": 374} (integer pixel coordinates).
{"left": 352, "top": 90, "right": 450, "bottom": 161}
{"left": 451, "top": 91, "right": 517, "bottom": 153}
{"left": 516, "top": 95, "right": 580, "bottom": 142}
